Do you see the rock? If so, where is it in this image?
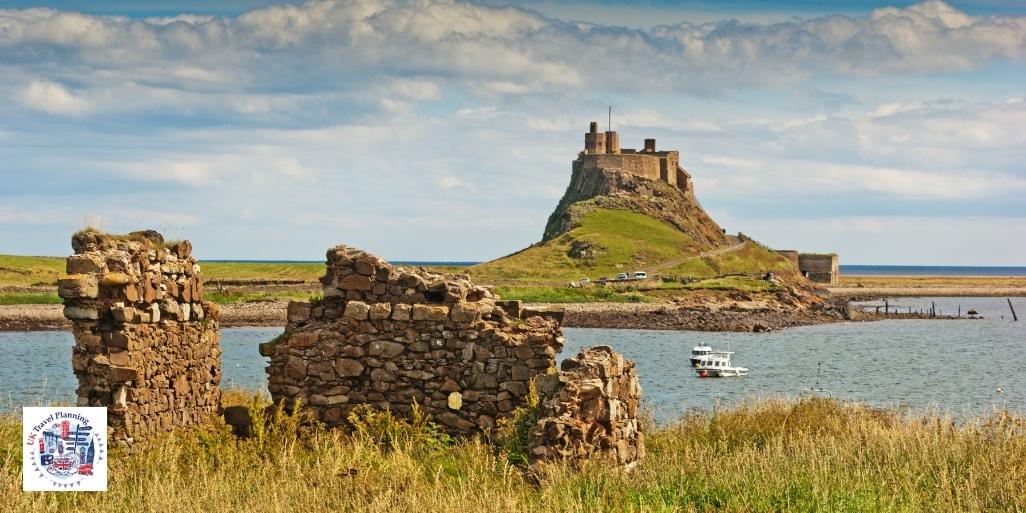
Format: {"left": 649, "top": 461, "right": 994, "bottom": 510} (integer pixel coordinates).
{"left": 223, "top": 405, "right": 253, "bottom": 437}
{"left": 100, "top": 272, "right": 135, "bottom": 287}
{"left": 412, "top": 304, "right": 449, "bottom": 321}
{"left": 66, "top": 254, "right": 104, "bottom": 274}
{"left": 63, "top": 305, "right": 99, "bottom": 320}
{"left": 339, "top": 274, "right": 373, "bottom": 291}
{"left": 334, "top": 358, "right": 364, "bottom": 377}
{"left": 57, "top": 274, "right": 99, "bottom": 299}
{"left": 369, "top": 303, "right": 392, "bottom": 320}
{"left": 447, "top": 392, "right": 463, "bottom": 410}
{"left": 342, "top": 301, "right": 370, "bottom": 320}
{"left": 287, "top": 301, "right": 311, "bottom": 323}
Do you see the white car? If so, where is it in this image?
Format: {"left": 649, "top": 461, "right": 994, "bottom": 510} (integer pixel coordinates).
{"left": 633, "top": 271, "right": 648, "bottom": 280}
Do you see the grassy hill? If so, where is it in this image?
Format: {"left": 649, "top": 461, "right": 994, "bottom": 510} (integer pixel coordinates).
{"left": 470, "top": 208, "right": 796, "bottom": 284}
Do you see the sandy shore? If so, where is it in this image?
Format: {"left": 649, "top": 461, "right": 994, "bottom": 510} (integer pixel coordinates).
{"left": 828, "top": 275, "right": 1026, "bottom": 298}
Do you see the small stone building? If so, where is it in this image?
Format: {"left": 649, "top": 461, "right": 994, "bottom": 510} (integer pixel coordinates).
{"left": 261, "top": 245, "right": 564, "bottom": 433}
{"left": 797, "top": 253, "right": 840, "bottom": 284}
{"left": 58, "top": 230, "right": 221, "bottom": 446}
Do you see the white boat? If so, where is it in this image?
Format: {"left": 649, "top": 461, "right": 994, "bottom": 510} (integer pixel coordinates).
{"left": 695, "top": 351, "right": 749, "bottom": 378}
{"left": 689, "top": 345, "right": 714, "bottom": 367}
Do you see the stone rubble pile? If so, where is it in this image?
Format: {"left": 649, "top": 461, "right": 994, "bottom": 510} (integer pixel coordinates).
{"left": 530, "top": 345, "right": 644, "bottom": 468}
{"left": 59, "top": 229, "right": 221, "bottom": 446}
{"left": 261, "top": 245, "right": 564, "bottom": 434}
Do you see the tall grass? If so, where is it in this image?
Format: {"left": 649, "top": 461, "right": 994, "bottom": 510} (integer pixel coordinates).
{"left": 2, "top": 396, "right": 1024, "bottom": 512}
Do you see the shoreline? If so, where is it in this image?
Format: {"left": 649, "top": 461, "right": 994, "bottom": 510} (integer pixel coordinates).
{"left": 0, "top": 298, "right": 958, "bottom": 333}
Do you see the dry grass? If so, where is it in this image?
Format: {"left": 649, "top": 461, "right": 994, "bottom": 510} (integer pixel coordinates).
{"left": 2, "top": 396, "right": 1024, "bottom": 512}
{"left": 837, "top": 275, "right": 1026, "bottom": 288}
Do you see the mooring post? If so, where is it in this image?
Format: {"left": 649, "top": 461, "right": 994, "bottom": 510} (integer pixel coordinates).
{"left": 885, "top": 299, "right": 889, "bottom": 316}
{"left": 1009, "top": 298, "right": 1019, "bottom": 322}
{"left": 958, "top": 305, "right": 961, "bottom": 318}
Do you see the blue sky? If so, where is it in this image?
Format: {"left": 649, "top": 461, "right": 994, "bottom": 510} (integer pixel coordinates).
{"left": 0, "top": 0, "right": 1024, "bottom": 264}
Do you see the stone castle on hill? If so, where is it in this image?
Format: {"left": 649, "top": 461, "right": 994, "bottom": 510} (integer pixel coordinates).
{"left": 579, "top": 121, "right": 694, "bottom": 197}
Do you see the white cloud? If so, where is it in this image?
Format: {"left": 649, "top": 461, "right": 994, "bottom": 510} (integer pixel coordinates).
{"left": 17, "top": 79, "right": 91, "bottom": 115}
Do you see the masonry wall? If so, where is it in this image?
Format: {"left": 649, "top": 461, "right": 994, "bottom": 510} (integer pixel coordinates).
{"left": 530, "top": 346, "right": 644, "bottom": 468}
{"left": 798, "top": 254, "right": 839, "bottom": 284}
{"left": 59, "top": 230, "right": 221, "bottom": 447}
{"left": 261, "top": 245, "right": 564, "bottom": 434}
{"left": 578, "top": 154, "right": 663, "bottom": 184}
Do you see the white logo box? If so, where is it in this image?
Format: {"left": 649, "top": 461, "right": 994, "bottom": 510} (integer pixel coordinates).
{"left": 23, "top": 407, "right": 108, "bottom": 492}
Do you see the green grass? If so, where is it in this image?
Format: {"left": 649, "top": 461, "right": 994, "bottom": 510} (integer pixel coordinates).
{"left": 199, "top": 261, "right": 325, "bottom": 282}
{"left": 471, "top": 209, "right": 698, "bottom": 281}
{"left": 495, "top": 285, "right": 651, "bottom": 303}
{"left": 0, "top": 254, "right": 65, "bottom": 287}
{"left": 2, "top": 396, "right": 1024, "bottom": 512}
{"left": 0, "top": 292, "right": 62, "bottom": 305}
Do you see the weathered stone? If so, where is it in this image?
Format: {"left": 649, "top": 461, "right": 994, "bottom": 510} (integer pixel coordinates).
{"left": 64, "top": 305, "right": 99, "bottom": 320}
{"left": 369, "top": 303, "right": 392, "bottom": 320}
{"left": 447, "top": 392, "right": 463, "bottom": 410}
{"left": 412, "top": 304, "right": 449, "bottom": 321}
{"left": 339, "top": 274, "right": 373, "bottom": 291}
{"left": 342, "top": 301, "right": 370, "bottom": 320}
{"left": 265, "top": 244, "right": 564, "bottom": 438}
{"left": 334, "top": 358, "right": 364, "bottom": 377}
{"left": 58, "top": 274, "right": 99, "bottom": 299}
{"left": 100, "top": 272, "right": 135, "bottom": 287}
{"left": 67, "top": 253, "right": 105, "bottom": 275}
{"left": 287, "top": 301, "right": 312, "bottom": 323}
{"left": 62, "top": 230, "right": 220, "bottom": 447}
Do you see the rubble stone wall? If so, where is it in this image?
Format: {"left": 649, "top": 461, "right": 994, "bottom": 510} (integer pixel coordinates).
{"left": 59, "top": 230, "right": 221, "bottom": 446}
{"left": 261, "top": 245, "right": 564, "bottom": 434}
{"left": 530, "top": 346, "right": 644, "bottom": 468}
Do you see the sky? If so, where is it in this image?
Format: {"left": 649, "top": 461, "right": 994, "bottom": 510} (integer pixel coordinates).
{"left": 0, "top": 0, "right": 1024, "bottom": 265}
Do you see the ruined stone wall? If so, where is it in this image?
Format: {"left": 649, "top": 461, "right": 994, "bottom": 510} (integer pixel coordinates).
{"left": 261, "top": 245, "right": 563, "bottom": 434}
{"left": 59, "top": 230, "right": 220, "bottom": 446}
{"left": 530, "top": 346, "right": 644, "bottom": 468}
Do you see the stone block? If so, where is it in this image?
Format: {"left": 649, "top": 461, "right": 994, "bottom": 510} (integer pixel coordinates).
{"left": 412, "top": 304, "right": 449, "bottom": 321}
{"left": 342, "top": 301, "right": 370, "bottom": 320}
{"left": 339, "top": 274, "right": 373, "bottom": 291}
{"left": 64, "top": 305, "right": 100, "bottom": 320}
{"left": 66, "top": 253, "right": 105, "bottom": 275}
{"left": 58, "top": 274, "right": 99, "bottom": 299}
{"left": 369, "top": 303, "right": 392, "bottom": 320}
{"left": 287, "top": 301, "right": 311, "bottom": 323}
{"left": 100, "top": 272, "right": 135, "bottom": 287}
{"left": 391, "top": 303, "right": 412, "bottom": 321}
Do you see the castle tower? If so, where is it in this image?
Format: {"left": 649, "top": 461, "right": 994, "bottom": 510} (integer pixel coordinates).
{"left": 605, "top": 130, "right": 620, "bottom": 154}
{"left": 584, "top": 121, "right": 606, "bottom": 154}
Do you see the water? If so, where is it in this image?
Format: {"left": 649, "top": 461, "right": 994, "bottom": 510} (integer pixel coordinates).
{"left": 841, "top": 265, "right": 1026, "bottom": 276}
{"left": 2, "top": 298, "right": 1022, "bottom": 424}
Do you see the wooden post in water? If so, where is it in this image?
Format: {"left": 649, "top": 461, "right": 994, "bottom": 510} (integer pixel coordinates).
{"left": 958, "top": 305, "right": 961, "bottom": 318}
{"left": 885, "top": 299, "right": 889, "bottom": 316}
{"left": 1009, "top": 298, "right": 1019, "bottom": 321}
{"left": 931, "top": 301, "right": 936, "bottom": 318}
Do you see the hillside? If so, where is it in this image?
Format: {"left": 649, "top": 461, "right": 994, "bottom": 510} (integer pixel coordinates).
{"left": 471, "top": 156, "right": 800, "bottom": 285}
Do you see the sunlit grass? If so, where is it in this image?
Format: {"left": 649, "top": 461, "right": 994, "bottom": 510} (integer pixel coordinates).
{"left": 2, "top": 396, "right": 1024, "bottom": 512}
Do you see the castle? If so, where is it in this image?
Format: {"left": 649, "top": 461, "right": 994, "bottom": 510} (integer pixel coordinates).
{"left": 578, "top": 121, "right": 694, "bottom": 196}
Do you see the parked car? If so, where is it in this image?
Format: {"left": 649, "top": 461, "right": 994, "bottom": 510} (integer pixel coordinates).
{"left": 616, "top": 272, "right": 629, "bottom": 281}
{"left": 580, "top": 278, "right": 591, "bottom": 285}
{"left": 633, "top": 271, "right": 648, "bottom": 280}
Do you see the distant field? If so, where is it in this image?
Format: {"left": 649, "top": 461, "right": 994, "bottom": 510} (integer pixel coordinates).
{"left": 838, "top": 275, "right": 1026, "bottom": 288}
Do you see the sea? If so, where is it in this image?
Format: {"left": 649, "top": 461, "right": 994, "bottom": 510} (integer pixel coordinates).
{"left": 3, "top": 296, "right": 1022, "bottom": 424}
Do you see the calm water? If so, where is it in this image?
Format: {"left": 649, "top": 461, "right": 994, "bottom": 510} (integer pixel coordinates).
{"left": 3, "top": 298, "right": 1022, "bottom": 424}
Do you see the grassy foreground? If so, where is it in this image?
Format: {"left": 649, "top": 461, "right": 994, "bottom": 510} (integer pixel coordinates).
{"left": 2, "top": 396, "right": 1024, "bottom": 512}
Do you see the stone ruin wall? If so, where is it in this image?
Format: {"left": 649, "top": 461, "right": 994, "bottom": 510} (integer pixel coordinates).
{"left": 59, "top": 230, "right": 221, "bottom": 447}
{"left": 531, "top": 346, "right": 644, "bottom": 468}
{"left": 261, "top": 245, "right": 565, "bottom": 433}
